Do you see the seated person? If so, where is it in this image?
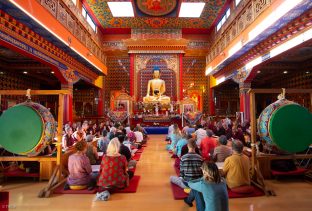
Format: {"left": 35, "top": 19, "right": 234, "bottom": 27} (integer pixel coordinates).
{"left": 65, "top": 141, "right": 97, "bottom": 190}
{"left": 115, "top": 132, "right": 137, "bottom": 169}
{"left": 97, "top": 130, "right": 110, "bottom": 153}
{"left": 85, "top": 135, "right": 99, "bottom": 165}
{"left": 62, "top": 127, "right": 75, "bottom": 151}
{"left": 170, "top": 141, "right": 203, "bottom": 189}
{"left": 188, "top": 162, "right": 229, "bottom": 211}
{"left": 194, "top": 125, "right": 207, "bottom": 147}
{"left": 175, "top": 131, "right": 188, "bottom": 157}
{"left": 166, "top": 124, "right": 181, "bottom": 151}
{"left": 200, "top": 130, "right": 217, "bottom": 161}
{"left": 180, "top": 138, "right": 200, "bottom": 157}
{"left": 233, "top": 126, "right": 246, "bottom": 145}
{"left": 137, "top": 124, "right": 148, "bottom": 144}
{"left": 133, "top": 127, "right": 144, "bottom": 144}
{"left": 72, "top": 126, "right": 85, "bottom": 142}
{"left": 222, "top": 140, "right": 251, "bottom": 189}
{"left": 213, "top": 135, "right": 232, "bottom": 162}
{"left": 97, "top": 138, "right": 132, "bottom": 190}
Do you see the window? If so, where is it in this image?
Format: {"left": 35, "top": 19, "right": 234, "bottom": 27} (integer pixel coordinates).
{"left": 82, "top": 6, "right": 96, "bottom": 32}
{"left": 235, "top": 0, "right": 242, "bottom": 6}
{"left": 216, "top": 8, "right": 230, "bottom": 32}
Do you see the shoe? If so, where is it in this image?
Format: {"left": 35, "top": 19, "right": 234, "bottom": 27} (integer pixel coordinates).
{"left": 87, "top": 186, "right": 94, "bottom": 191}
{"left": 184, "top": 188, "right": 191, "bottom": 194}
{"left": 183, "top": 197, "right": 193, "bottom": 207}
{"left": 63, "top": 183, "right": 70, "bottom": 190}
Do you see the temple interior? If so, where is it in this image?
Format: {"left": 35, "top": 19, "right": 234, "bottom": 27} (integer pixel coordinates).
{"left": 0, "top": 0, "right": 311, "bottom": 210}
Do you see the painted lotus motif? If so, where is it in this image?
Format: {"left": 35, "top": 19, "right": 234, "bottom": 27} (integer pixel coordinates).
{"left": 257, "top": 99, "right": 296, "bottom": 145}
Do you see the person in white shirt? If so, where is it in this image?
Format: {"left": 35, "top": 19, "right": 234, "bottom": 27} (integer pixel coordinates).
{"left": 182, "top": 123, "right": 190, "bottom": 135}
{"left": 125, "top": 123, "right": 131, "bottom": 135}
{"left": 134, "top": 127, "right": 144, "bottom": 144}
{"left": 194, "top": 125, "right": 207, "bottom": 147}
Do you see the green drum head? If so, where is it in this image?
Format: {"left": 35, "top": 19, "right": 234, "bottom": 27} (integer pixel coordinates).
{"left": 0, "top": 105, "right": 43, "bottom": 154}
{"left": 269, "top": 104, "right": 312, "bottom": 153}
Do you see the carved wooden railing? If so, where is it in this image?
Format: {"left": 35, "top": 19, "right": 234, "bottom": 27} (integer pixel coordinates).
{"left": 206, "top": 0, "right": 272, "bottom": 64}
{"left": 38, "top": 0, "right": 106, "bottom": 65}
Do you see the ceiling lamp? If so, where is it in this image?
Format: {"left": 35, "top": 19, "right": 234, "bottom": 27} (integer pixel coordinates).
{"left": 179, "top": 3, "right": 205, "bottom": 18}
{"left": 107, "top": 2, "right": 134, "bottom": 17}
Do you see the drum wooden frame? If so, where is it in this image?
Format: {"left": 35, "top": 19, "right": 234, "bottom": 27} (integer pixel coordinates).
{"left": 248, "top": 88, "right": 312, "bottom": 175}
{"left": 0, "top": 89, "right": 70, "bottom": 180}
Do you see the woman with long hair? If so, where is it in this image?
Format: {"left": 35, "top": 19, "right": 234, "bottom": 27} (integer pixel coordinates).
{"left": 188, "top": 162, "right": 229, "bottom": 211}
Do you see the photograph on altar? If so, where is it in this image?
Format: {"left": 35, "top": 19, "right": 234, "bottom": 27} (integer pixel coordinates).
{"left": 116, "top": 100, "right": 129, "bottom": 112}
{"left": 183, "top": 104, "right": 194, "bottom": 113}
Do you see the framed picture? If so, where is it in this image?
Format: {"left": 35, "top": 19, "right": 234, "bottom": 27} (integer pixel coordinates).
{"left": 116, "top": 100, "right": 129, "bottom": 112}
{"left": 183, "top": 104, "right": 194, "bottom": 113}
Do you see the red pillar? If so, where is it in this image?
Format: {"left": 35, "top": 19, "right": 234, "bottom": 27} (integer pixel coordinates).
{"left": 130, "top": 54, "right": 135, "bottom": 97}
{"left": 239, "top": 83, "right": 251, "bottom": 122}
{"left": 61, "top": 83, "right": 73, "bottom": 124}
{"left": 179, "top": 53, "right": 183, "bottom": 100}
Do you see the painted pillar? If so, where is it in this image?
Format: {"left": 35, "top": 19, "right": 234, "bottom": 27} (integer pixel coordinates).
{"left": 239, "top": 82, "right": 251, "bottom": 122}
{"left": 130, "top": 54, "right": 135, "bottom": 97}
{"left": 94, "top": 76, "right": 104, "bottom": 116}
{"left": 61, "top": 83, "right": 73, "bottom": 124}
{"left": 179, "top": 53, "right": 183, "bottom": 100}
{"left": 209, "top": 76, "right": 216, "bottom": 115}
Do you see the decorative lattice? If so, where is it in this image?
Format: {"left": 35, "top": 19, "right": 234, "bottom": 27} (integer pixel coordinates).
{"left": 182, "top": 57, "right": 209, "bottom": 113}
{"left": 105, "top": 57, "right": 131, "bottom": 105}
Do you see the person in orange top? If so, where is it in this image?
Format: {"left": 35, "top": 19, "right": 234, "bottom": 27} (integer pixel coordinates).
{"left": 200, "top": 130, "right": 217, "bottom": 161}
{"left": 222, "top": 139, "right": 251, "bottom": 189}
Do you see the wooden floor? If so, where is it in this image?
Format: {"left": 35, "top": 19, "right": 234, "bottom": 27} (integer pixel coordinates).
{"left": 2, "top": 135, "right": 312, "bottom": 211}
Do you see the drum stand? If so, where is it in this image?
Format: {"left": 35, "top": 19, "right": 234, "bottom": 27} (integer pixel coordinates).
{"left": 0, "top": 89, "right": 70, "bottom": 197}
{"left": 248, "top": 88, "right": 312, "bottom": 196}
{"left": 38, "top": 165, "right": 67, "bottom": 198}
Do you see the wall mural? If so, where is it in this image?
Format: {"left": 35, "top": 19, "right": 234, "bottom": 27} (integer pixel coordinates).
{"left": 136, "top": 0, "right": 177, "bottom": 16}
{"left": 86, "top": 0, "right": 226, "bottom": 29}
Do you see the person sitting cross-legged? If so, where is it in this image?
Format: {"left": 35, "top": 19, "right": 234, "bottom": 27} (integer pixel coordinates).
{"left": 170, "top": 140, "right": 203, "bottom": 208}
{"left": 213, "top": 135, "right": 232, "bottom": 162}
{"left": 200, "top": 129, "right": 217, "bottom": 161}
{"left": 97, "top": 138, "right": 132, "bottom": 191}
{"left": 222, "top": 139, "right": 251, "bottom": 189}
{"left": 65, "top": 141, "right": 97, "bottom": 190}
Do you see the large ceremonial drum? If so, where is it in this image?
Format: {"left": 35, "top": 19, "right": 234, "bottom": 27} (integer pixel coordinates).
{"left": 258, "top": 99, "right": 312, "bottom": 153}
{"left": 0, "top": 101, "right": 56, "bottom": 156}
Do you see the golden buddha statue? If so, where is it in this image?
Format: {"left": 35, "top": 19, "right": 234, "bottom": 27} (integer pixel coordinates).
{"left": 143, "top": 67, "right": 171, "bottom": 104}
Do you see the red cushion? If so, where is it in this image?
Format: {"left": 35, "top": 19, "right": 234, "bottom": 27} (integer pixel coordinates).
{"left": 4, "top": 169, "right": 39, "bottom": 178}
{"left": 170, "top": 183, "right": 188, "bottom": 200}
{"left": 230, "top": 185, "right": 254, "bottom": 194}
{"left": 228, "top": 185, "right": 265, "bottom": 198}
{"left": 271, "top": 167, "right": 307, "bottom": 176}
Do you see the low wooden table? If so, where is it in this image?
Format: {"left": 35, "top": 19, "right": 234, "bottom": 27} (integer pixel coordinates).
{"left": 256, "top": 153, "right": 312, "bottom": 179}
{"left": 0, "top": 156, "right": 57, "bottom": 181}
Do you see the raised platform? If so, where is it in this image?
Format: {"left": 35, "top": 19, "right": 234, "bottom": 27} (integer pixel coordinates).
{"left": 144, "top": 127, "right": 168, "bottom": 134}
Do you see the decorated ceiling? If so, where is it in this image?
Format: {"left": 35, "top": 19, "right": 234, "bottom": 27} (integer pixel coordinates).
{"left": 85, "top": 0, "right": 227, "bottom": 30}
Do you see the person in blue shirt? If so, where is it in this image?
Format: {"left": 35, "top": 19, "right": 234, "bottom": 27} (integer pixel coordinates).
{"left": 188, "top": 162, "right": 229, "bottom": 211}
{"left": 175, "top": 131, "right": 188, "bottom": 157}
